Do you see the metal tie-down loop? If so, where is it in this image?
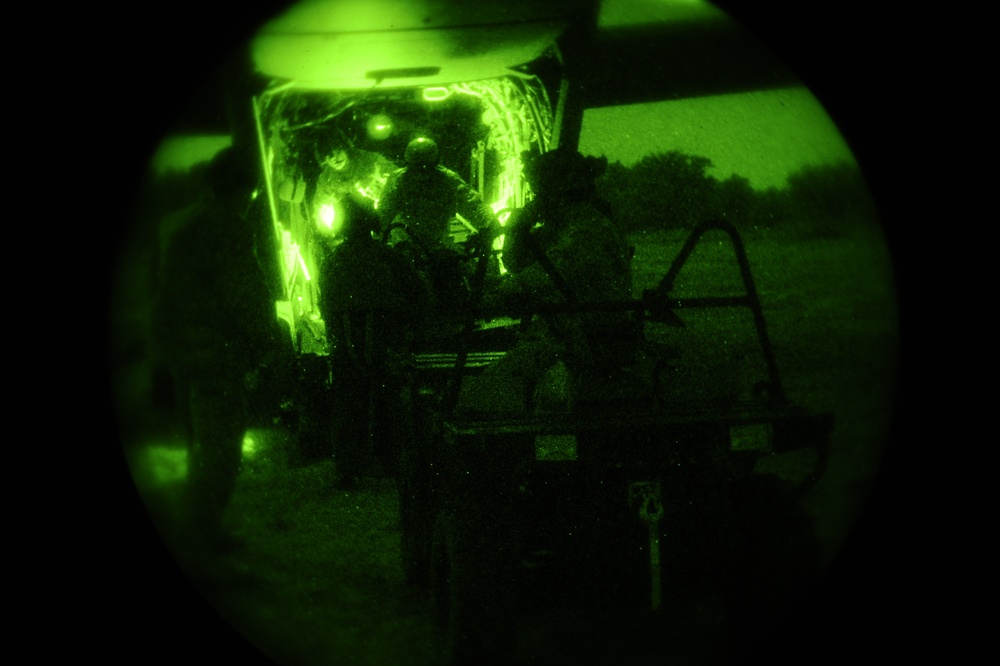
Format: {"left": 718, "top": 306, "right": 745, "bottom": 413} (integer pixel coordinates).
{"left": 628, "top": 481, "right": 664, "bottom": 611}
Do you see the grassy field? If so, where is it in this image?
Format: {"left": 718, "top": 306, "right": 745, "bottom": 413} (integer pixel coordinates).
{"left": 628, "top": 222, "right": 899, "bottom": 555}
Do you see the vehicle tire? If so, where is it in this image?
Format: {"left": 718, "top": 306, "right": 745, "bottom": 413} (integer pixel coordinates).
{"left": 723, "top": 474, "right": 822, "bottom": 643}
{"left": 430, "top": 511, "right": 455, "bottom": 636}
{"left": 399, "top": 444, "right": 432, "bottom": 590}
{"left": 290, "top": 354, "right": 334, "bottom": 467}
{"left": 430, "top": 510, "right": 514, "bottom": 666}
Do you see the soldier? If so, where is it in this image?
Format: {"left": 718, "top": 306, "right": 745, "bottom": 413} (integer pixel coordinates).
{"left": 377, "top": 137, "right": 499, "bottom": 312}
{"left": 149, "top": 145, "right": 280, "bottom": 583}
{"left": 460, "top": 148, "right": 639, "bottom": 413}
{"left": 318, "top": 192, "right": 430, "bottom": 487}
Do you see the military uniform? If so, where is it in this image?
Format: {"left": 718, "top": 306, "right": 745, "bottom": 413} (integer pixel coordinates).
{"left": 150, "top": 183, "right": 277, "bottom": 559}
{"left": 318, "top": 196, "right": 430, "bottom": 485}
{"left": 459, "top": 149, "right": 637, "bottom": 413}
{"left": 377, "top": 163, "right": 496, "bottom": 250}
{"left": 377, "top": 159, "right": 499, "bottom": 322}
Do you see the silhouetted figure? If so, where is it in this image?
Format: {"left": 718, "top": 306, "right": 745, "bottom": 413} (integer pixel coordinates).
{"left": 377, "top": 137, "right": 498, "bottom": 312}
{"left": 318, "top": 193, "right": 429, "bottom": 488}
{"left": 458, "top": 148, "right": 638, "bottom": 413}
{"left": 149, "top": 145, "right": 278, "bottom": 582}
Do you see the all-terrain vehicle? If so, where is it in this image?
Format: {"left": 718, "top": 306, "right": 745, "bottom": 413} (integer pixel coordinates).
{"left": 392, "top": 217, "right": 834, "bottom": 663}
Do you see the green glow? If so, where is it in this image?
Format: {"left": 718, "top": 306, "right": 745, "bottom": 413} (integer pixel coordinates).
{"left": 318, "top": 203, "right": 336, "bottom": 231}
{"left": 598, "top": 0, "right": 724, "bottom": 27}
{"left": 242, "top": 432, "right": 259, "bottom": 459}
{"left": 257, "top": 73, "right": 552, "bottom": 329}
{"left": 151, "top": 135, "right": 231, "bottom": 175}
{"left": 422, "top": 86, "right": 451, "bottom": 102}
{"left": 143, "top": 445, "right": 188, "bottom": 485}
{"left": 297, "top": 250, "right": 311, "bottom": 282}
{"left": 132, "top": 433, "right": 259, "bottom": 490}
{"left": 251, "top": 2, "right": 566, "bottom": 89}
{"left": 366, "top": 114, "right": 394, "bottom": 139}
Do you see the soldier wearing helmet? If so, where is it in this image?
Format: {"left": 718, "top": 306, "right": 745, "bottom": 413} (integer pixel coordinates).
{"left": 403, "top": 136, "right": 439, "bottom": 170}
{"left": 458, "top": 148, "right": 637, "bottom": 414}
{"left": 377, "top": 136, "right": 499, "bottom": 309}
{"left": 378, "top": 137, "right": 498, "bottom": 250}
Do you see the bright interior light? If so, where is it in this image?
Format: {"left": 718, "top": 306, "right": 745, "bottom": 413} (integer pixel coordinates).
{"left": 242, "top": 432, "right": 258, "bottom": 458}
{"left": 423, "top": 86, "right": 451, "bottom": 101}
{"left": 319, "top": 203, "right": 336, "bottom": 230}
{"left": 366, "top": 114, "right": 393, "bottom": 139}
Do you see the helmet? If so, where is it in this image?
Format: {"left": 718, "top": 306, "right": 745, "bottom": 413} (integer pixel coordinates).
{"left": 525, "top": 148, "right": 607, "bottom": 198}
{"left": 404, "top": 137, "right": 439, "bottom": 169}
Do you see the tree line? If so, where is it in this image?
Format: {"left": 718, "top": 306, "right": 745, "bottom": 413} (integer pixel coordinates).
{"left": 595, "top": 151, "right": 880, "bottom": 239}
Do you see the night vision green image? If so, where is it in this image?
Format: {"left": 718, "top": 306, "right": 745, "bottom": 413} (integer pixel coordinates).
{"left": 109, "top": 1, "right": 899, "bottom": 664}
